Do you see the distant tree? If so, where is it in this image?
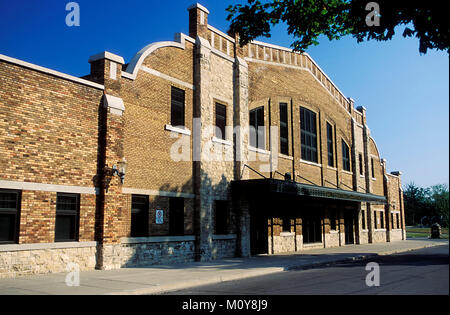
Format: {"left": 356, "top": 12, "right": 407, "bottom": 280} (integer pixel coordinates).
{"left": 226, "top": 0, "right": 449, "bottom": 54}
{"left": 429, "top": 184, "right": 449, "bottom": 227}
{"left": 404, "top": 182, "right": 449, "bottom": 227}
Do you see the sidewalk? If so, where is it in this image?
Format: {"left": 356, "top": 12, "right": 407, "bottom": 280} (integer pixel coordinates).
{"left": 0, "top": 239, "right": 447, "bottom": 295}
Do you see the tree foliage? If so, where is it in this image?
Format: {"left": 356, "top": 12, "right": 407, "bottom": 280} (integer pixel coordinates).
{"left": 404, "top": 182, "right": 449, "bottom": 227}
{"left": 226, "top": 0, "right": 449, "bottom": 54}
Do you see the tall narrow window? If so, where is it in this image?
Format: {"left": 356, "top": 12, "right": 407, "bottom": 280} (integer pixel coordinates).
{"left": 131, "top": 195, "right": 149, "bottom": 237}
{"left": 327, "top": 123, "right": 334, "bottom": 167}
{"left": 300, "top": 107, "right": 318, "bottom": 163}
{"left": 359, "top": 153, "right": 364, "bottom": 175}
{"left": 249, "top": 107, "right": 265, "bottom": 149}
{"left": 330, "top": 210, "right": 337, "bottom": 231}
{"left": 391, "top": 213, "right": 395, "bottom": 230}
{"left": 55, "top": 193, "right": 79, "bottom": 242}
{"left": 169, "top": 197, "right": 184, "bottom": 236}
{"left": 171, "top": 87, "right": 185, "bottom": 127}
{"left": 215, "top": 200, "right": 229, "bottom": 235}
{"left": 371, "top": 158, "right": 375, "bottom": 178}
{"left": 396, "top": 213, "right": 400, "bottom": 229}
{"left": 279, "top": 103, "right": 289, "bottom": 155}
{"left": 215, "top": 103, "right": 227, "bottom": 140}
{"left": 282, "top": 216, "right": 291, "bottom": 232}
{"left": 374, "top": 211, "right": 378, "bottom": 229}
{"left": 0, "top": 190, "right": 20, "bottom": 244}
{"left": 380, "top": 211, "right": 384, "bottom": 229}
{"left": 362, "top": 210, "right": 366, "bottom": 230}
{"left": 342, "top": 140, "right": 351, "bottom": 172}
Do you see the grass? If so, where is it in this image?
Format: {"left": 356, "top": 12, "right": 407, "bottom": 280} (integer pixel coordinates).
{"left": 406, "top": 226, "right": 449, "bottom": 239}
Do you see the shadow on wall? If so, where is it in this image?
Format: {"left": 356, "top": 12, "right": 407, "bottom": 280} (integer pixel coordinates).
{"left": 120, "top": 169, "right": 239, "bottom": 268}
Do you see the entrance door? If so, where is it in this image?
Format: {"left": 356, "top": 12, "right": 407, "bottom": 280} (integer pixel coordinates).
{"left": 344, "top": 211, "right": 355, "bottom": 245}
{"left": 302, "top": 211, "right": 322, "bottom": 244}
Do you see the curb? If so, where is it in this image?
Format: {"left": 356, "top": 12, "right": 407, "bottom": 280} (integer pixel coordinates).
{"left": 110, "top": 241, "right": 448, "bottom": 295}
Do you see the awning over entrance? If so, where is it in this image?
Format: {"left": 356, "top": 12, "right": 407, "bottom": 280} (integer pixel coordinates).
{"left": 232, "top": 179, "right": 386, "bottom": 204}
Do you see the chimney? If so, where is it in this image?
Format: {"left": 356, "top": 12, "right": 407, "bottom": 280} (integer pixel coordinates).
{"left": 188, "top": 3, "right": 209, "bottom": 39}
{"left": 88, "top": 51, "right": 124, "bottom": 96}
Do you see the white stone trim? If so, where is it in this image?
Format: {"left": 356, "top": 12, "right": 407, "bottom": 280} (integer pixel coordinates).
{"left": 211, "top": 47, "right": 235, "bottom": 63}
{"left": 0, "top": 180, "right": 97, "bottom": 195}
{"left": 327, "top": 166, "right": 338, "bottom": 171}
{"left": 104, "top": 94, "right": 125, "bottom": 116}
{"left": 88, "top": 51, "right": 125, "bottom": 64}
{"left": 187, "top": 3, "right": 210, "bottom": 14}
{"left": 0, "top": 54, "right": 104, "bottom": 90}
{"left": 300, "top": 159, "right": 322, "bottom": 168}
{"left": 249, "top": 146, "right": 270, "bottom": 155}
{"left": 341, "top": 170, "right": 354, "bottom": 176}
{"left": 121, "top": 236, "right": 196, "bottom": 244}
{"left": 123, "top": 33, "right": 193, "bottom": 81}
{"left": 329, "top": 230, "right": 339, "bottom": 234}
{"left": 141, "top": 66, "right": 195, "bottom": 90}
{"left": 278, "top": 153, "right": 293, "bottom": 160}
{"left": 207, "top": 25, "right": 235, "bottom": 43}
{"left": 374, "top": 229, "right": 387, "bottom": 232}
{"left": 0, "top": 242, "right": 97, "bottom": 253}
{"left": 165, "top": 124, "right": 192, "bottom": 136}
{"left": 122, "top": 187, "right": 195, "bottom": 199}
{"left": 212, "top": 136, "right": 233, "bottom": 147}
{"left": 280, "top": 232, "right": 295, "bottom": 237}
{"left": 212, "top": 234, "right": 237, "bottom": 240}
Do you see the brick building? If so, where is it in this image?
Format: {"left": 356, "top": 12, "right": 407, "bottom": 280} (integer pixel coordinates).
{"left": 0, "top": 3, "right": 405, "bottom": 278}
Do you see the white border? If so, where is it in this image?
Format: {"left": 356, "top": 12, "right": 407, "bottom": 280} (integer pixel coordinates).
{"left": 0, "top": 180, "right": 97, "bottom": 195}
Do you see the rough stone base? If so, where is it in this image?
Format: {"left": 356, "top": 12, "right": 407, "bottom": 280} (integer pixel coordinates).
{"left": 0, "top": 243, "right": 97, "bottom": 279}
{"left": 390, "top": 229, "right": 404, "bottom": 241}
{"left": 211, "top": 236, "right": 237, "bottom": 259}
{"left": 359, "top": 231, "right": 369, "bottom": 244}
{"left": 372, "top": 230, "right": 387, "bottom": 243}
{"left": 272, "top": 233, "right": 296, "bottom": 254}
{"left": 325, "top": 232, "right": 340, "bottom": 248}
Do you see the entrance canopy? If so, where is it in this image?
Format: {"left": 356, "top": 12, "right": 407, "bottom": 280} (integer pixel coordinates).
{"left": 232, "top": 179, "right": 386, "bottom": 204}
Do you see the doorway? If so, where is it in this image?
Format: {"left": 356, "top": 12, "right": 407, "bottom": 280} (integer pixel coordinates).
{"left": 344, "top": 211, "right": 355, "bottom": 245}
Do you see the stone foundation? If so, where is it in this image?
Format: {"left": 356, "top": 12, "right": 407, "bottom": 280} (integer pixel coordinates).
{"left": 98, "top": 236, "right": 196, "bottom": 270}
{"left": 0, "top": 242, "right": 97, "bottom": 279}
{"left": 325, "top": 232, "right": 340, "bottom": 248}
{"left": 211, "top": 235, "right": 237, "bottom": 259}
{"left": 390, "top": 229, "right": 404, "bottom": 241}
{"left": 372, "top": 230, "right": 387, "bottom": 243}
{"left": 359, "top": 230, "right": 369, "bottom": 244}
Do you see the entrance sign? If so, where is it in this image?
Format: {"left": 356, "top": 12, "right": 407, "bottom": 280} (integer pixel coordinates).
{"left": 156, "top": 210, "right": 164, "bottom": 224}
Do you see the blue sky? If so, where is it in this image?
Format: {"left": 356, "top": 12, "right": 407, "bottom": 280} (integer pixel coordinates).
{"left": 0, "top": 0, "right": 448, "bottom": 188}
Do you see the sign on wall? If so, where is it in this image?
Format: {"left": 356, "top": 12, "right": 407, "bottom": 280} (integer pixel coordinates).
{"left": 156, "top": 210, "right": 164, "bottom": 225}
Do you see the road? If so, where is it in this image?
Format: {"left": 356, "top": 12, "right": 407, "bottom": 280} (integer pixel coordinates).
{"left": 164, "top": 244, "right": 449, "bottom": 295}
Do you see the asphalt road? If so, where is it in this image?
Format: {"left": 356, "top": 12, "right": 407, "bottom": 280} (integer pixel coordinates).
{"left": 165, "top": 244, "right": 449, "bottom": 295}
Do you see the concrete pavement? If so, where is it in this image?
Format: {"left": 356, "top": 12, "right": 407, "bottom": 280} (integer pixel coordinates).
{"left": 0, "top": 238, "right": 447, "bottom": 295}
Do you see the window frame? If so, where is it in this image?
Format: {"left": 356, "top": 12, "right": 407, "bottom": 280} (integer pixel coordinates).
{"left": 249, "top": 106, "right": 265, "bottom": 150}
{"left": 326, "top": 122, "right": 334, "bottom": 167}
{"left": 0, "top": 189, "right": 21, "bottom": 244}
{"left": 359, "top": 153, "right": 364, "bottom": 176}
{"left": 215, "top": 200, "right": 229, "bottom": 235}
{"left": 169, "top": 197, "right": 185, "bottom": 236}
{"left": 215, "top": 102, "right": 227, "bottom": 140}
{"left": 170, "top": 86, "right": 185, "bottom": 128}
{"left": 300, "top": 107, "right": 318, "bottom": 163}
{"left": 342, "top": 140, "right": 351, "bottom": 172}
{"left": 131, "top": 195, "right": 149, "bottom": 238}
{"left": 279, "top": 103, "right": 289, "bottom": 156}
{"left": 55, "top": 193, "right": 80, "bottom": 243}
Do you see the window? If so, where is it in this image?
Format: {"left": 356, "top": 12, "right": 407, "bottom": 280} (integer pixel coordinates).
{"left": 215, "top": 200, "right": 229, "bottom": 235}
{"left": 359, "top": 153, "right": 364, "bottom": 175}
{"left": 396, "top": 213, "right": 400, "bottom": 229}
{"left": 279, "top": 103, "right": 289, "bottom": 155}
{"left": 282, "top": 217, "right": 291, "bottom": 233}
{"left": 374, "top": 211, "right": 378, "bottom": 229}
{"left": 131, "top": 195, "right": 149, "bottom": 237}
{"left": 55, "top": 193, "right": 79, "bottom": 242}
{"left": 215, "top": 103, "right": 227, "bottom": 140}
{"left": 362, "top": 210, "right": 366, "bottom": 230}
{"left": 380, "top": 211, "right": 384, "bottom": 229}
{"left": 249, "top": 107, "right": 265, "bottom": 149}
{"left": 391, "top": 213, "right": 395, "bottom": 230}
{"left": 330, "top": 210, "right": 337, "bottom": 231}
{"left": 342, "top": 140, "right": 351, "bottom": 172}
{"left": 171, "top": 87, "right": 185, "bottom": 127}
{"left": 371, "top": 158, "right": 375, "bottom": 178}
{"left": 300, "top": 107, "right": 318, "bottom": 163}
{"left": 326, "top": 123, "right": 334, "bottom": 167}
{"left": 0, "top": 190, "right": 21, "bottom": 244}
{"left": 169, "top": 197, "right": 184, "bottom": 236}
{"left": 302, "top": 212, "right": 322, "bottom": 244}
